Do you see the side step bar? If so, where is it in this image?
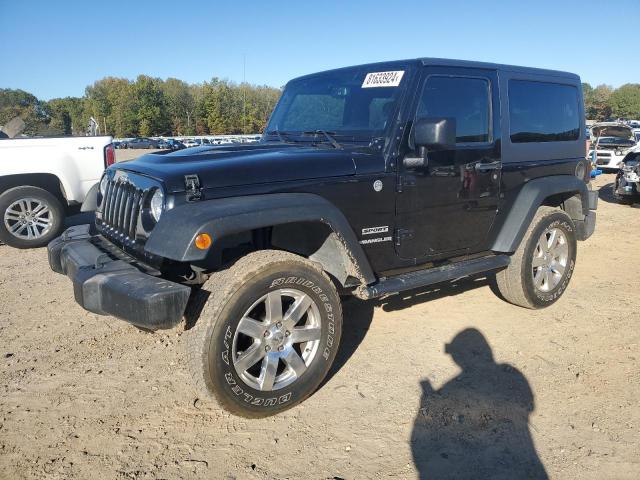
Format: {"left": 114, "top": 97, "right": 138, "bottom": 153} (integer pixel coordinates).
{"left": 355, "top": 255, "right": 510, "bottom": 300}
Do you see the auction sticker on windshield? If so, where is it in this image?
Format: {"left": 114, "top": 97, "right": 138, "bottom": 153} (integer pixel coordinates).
{"left": 362, "top": 71, "right": 404, "bottom": 88}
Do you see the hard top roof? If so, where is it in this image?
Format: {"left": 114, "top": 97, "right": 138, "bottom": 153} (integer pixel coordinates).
{"left": 290, "top": 57, "right": 579, "bottom": 83}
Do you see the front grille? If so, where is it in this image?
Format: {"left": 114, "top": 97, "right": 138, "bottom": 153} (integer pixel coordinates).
{"left": 101, "top": 178, "right": 145, "bottom": 241}
{"left": 595, "top": 151, "right": 612, "bottom": 164}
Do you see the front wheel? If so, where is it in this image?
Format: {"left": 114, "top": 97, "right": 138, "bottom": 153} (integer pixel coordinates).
{"left": 0, "top": 186, "right": 65, "bottom": 248}
{"left": 493, "top": 207, "right": 577, "bottom": 309}
{"left": 186, "top": 250, "right": 343, "bottom": 418}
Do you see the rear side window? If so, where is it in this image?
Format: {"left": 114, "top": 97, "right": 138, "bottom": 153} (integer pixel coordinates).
{"left": 416, "top": 76, "right": 490, "bottom": 143}
{"left": 509, "top": 80, "right": 580, "bottom": 143}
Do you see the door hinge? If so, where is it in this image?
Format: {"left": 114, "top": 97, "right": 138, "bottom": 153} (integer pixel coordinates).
{"left": 396, "top": 175, "right": 416, "bottom": 192}
{"left": 184, "top": 174, "right": 202, "bottom": 201}
{"left": 394, "top": 228, "right": 414, "bottom": 246}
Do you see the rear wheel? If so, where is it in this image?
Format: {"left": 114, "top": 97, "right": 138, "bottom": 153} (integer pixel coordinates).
{"left": 0, "top": 186, "right": 65, "bottom": 248}
{"left": 494, "top": 207, "right": 577, "bottom": 309}
{"left": 186, "top": 250, "right": 342, "bottom": 418}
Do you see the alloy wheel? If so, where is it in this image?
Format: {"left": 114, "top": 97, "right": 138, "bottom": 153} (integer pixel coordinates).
{"left": 232, "top": 288, "right": 322, "bottom": 392}
{"left": 531, "top": 227, "right": 569, "bottom": 292}
{"left": 3, "top": 197, "right": 54, "bottom": 240}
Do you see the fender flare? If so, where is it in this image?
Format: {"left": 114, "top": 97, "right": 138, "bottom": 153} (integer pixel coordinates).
{"left": 492, "top": 175, "right": 591, "bottom": 253}
{"left": 144, "top": 193, "right": 376, "bottom": 285}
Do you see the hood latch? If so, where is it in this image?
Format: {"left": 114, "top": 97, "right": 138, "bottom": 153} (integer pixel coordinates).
{"left": 184, "top": 174, "right": 202, "bottom": 202}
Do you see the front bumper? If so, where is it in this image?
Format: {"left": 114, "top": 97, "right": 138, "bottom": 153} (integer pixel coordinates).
{"left": 589, "top": 150, "right": 625, "bottom": 170}
{"left": 48, "top": 225, "right": 191, "bottom": 330}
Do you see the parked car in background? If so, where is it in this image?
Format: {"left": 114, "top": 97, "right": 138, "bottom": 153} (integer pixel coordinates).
{"left": 167, "top": 139, "right": 186, "bottom": 150}
{"left": 125, "top": 137, "right": 160, "bottom": 149}
{"left": 589, "top": 123, "right": 637, "bottom": 170}
{"left": 157, "top": 139, "right": 171, "bottom": 149}
{"left": 633, "top": 129, "right": 640, "bottom": 143}
{"left": 0, "top": 136, "right": 113, "bottom": 248}
{"left": 182, "top": 138, "right": 199, "bottom": 148}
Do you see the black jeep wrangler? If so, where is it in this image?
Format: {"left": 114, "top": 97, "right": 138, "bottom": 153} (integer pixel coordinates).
{"left": 48, "top": 58, "right": 597, "bottom": 418}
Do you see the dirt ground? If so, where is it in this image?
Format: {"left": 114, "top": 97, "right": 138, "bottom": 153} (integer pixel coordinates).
{"left": 0, "top": 173, "right": 638, "bottom": 479}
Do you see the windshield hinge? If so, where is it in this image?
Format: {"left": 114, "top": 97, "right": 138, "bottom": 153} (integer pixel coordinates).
{"left": 184, "top": 174, "right": 202, "bottom": 202}
{"left": 396, "top": 174, "right": 416, "bottom": 193}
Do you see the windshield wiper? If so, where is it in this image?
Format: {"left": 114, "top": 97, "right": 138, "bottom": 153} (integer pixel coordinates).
{"left": 265, "top": 130, "right": 298, "bottom": 143}
{"left": 302, "top": 130, "right": 342, "bottom": 149}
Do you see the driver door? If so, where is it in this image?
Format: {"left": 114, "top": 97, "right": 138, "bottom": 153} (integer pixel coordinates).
{"left": 394, "top": 67, "right": 501, "bottom": 261}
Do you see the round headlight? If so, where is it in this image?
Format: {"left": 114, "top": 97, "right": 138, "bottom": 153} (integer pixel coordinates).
{"left": 615, "top": 150, "right": 622, "bottom": 156}
{"left": 150, "top": 189, "right": 164, "bottom": 222}
{"left": 99, "top": 175, "right": 109, "bottom": 196}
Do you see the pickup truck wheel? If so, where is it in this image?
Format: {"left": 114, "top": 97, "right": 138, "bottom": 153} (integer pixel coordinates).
{"left": 186, "top": 250, "right": 342, "bottom": 418}
{"left": 0, "top": 186, "right": 64, "bottom": 249}
{"left": 494, "top": 207, "right": 577, "bottom": 309}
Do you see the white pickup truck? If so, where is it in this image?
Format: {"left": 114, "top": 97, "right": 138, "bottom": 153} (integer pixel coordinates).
{"left": 0, "top": 136, "right": 114, "bottom": 248}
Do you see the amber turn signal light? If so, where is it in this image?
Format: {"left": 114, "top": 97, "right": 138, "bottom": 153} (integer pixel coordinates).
{"left": 194, "top": 233, "right": 212, "bottom": 250}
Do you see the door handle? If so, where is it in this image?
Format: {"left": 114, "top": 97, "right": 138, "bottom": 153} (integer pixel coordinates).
{"left": 475, "top": 160, "right": 501, "bottom": 172}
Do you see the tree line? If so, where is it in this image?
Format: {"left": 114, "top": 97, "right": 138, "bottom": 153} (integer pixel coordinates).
{"left": 582, "top": 83, "right": 640, "bottom": 121}
{"left": 1, "top": 78, "right": 639, "bottom": 138}
{"left": 0, "top": 75, "right": 282, "bottom": 138}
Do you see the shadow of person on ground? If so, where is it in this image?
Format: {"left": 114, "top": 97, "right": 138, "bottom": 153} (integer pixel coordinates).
{"left": 411, "top": 328, "right": 548, "bottom": 480}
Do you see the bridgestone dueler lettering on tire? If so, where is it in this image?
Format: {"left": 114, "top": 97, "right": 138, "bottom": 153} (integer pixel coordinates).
{"left": 494, "top": 207, "right": 577, "bottom": 309}
{"left": 186, "top": 250, "right": 343, "bottom": 418}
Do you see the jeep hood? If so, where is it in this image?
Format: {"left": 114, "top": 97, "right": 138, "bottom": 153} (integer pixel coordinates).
{"left": 591, "top": 123, "right": 634, "bottom": 139}
{"left": 116, "top": 143, "right": 363, "bottom": 193}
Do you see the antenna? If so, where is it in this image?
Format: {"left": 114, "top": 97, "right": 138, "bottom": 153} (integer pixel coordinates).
{"left": 243, "top": 53, "right": 246, "bottom": 135}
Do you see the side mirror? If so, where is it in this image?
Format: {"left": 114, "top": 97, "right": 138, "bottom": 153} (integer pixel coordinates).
{"left": 413, "top": 117, "right": 456, "bottom": 152}
{"left": 403, "top": 117, "right": 456, "bottom": 169}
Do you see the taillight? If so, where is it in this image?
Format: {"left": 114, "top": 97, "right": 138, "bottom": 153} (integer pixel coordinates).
{"left": 104, "top": 143, "right": 115, "bottom": 167}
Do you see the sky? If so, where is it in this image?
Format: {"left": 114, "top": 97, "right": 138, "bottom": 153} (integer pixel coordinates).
{"left": 1, "top": 0, "right": 637, "bottom": 100}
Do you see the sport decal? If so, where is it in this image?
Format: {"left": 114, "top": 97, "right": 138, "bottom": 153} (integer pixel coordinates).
{"left": 362, "top": 226, "right": 389, "bottom": 235}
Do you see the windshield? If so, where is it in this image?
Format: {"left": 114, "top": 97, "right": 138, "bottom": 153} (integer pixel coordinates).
{"left": 266, "top": 65, "right": 409, "bottom": 141}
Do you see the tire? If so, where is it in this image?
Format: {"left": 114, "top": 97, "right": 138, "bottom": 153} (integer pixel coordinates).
{"left": 0, "top": 186, "right": 65, "bottom": 249}
{"left": 493, "top": 207, "right": 577, "bottom": 309}
{"left": 186, "top": 250, "right": 343, "bottom": 418}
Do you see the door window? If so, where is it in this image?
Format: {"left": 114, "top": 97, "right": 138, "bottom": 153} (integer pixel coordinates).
{"left": 416, "top": 76, "right": 490, "bottom": 143}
